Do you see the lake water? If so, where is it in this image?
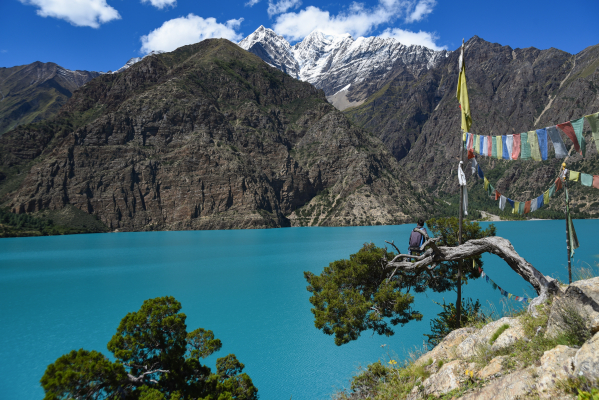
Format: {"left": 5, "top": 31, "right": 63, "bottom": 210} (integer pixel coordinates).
{"left": 1, "top": 220, "right": 598, "bottom": 400}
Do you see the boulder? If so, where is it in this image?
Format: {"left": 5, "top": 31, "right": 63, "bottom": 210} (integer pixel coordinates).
{"left": 476, "top": 355, "right": 506, "bottom": 379}
{"left": 574, "top": 331, "right": 599, "bottom": 380}
{"left": 416, "top": 327, "right": 476, "bottom": 365}
{"left": 547, "top": 277, "right": 599, "bottom": 338}
{"left": 490, "top": 319, "right": 525, "bottom": 352}
{"left": 535, "top": 345, "right": 577, "bottom": 398}
{"left": 456, "top": 317, "right": 519, "bottom": 358}
{"left": 460, "top": 369, "right": 536, "bottom": 400}
{"left": 420, "top": 360, "right": 466, "bottom": 397}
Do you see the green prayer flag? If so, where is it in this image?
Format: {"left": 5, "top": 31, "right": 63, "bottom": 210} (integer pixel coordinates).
{"left": 585, "top": 112, "right": 599, "bottom": 154}
{"left": 491, "top": 136, "right": 500, "bottom": 158}
{"left": 488, "top": 183, "right": 494, "bottom": 197}
{"left": 520, "top": 132, "right": 531, "bottom": 160}
{"left": 566, "top": 187, "right": 580, "bottom": 258}
{"left": 581, "top": 173, "right": 593, "bottom": 187}
{"left": 528, "top": 130, "right": 541, "bottom": 161}
{"left": 518, "top": 201, "right": 525, "bottom": 215}
{"left": 548, "top": 184, "right": 556, "bottom": 199}
{"left": 571, "top": 117, "right": 586, "bottom": 157}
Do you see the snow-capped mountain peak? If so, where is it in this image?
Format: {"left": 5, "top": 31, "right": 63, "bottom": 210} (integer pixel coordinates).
{"left": 238, "top": 26, "right": 450, "bottom": 109}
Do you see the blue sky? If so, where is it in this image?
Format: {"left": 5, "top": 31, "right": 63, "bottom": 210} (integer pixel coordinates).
{"left": 1, "top": 0, "right": 598, "bottom": 72}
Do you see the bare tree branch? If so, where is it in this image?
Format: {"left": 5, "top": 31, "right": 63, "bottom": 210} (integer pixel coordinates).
{"left": 385, "top": 236, "right": 561, "bottom": 311}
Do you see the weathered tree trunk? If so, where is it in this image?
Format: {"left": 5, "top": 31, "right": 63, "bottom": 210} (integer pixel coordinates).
{"left": 385, "top": 236, "right": 561, "bottom": 311}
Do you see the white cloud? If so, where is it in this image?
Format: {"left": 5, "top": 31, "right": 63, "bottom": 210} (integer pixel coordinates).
{"left": 141, "top": 0, "right": 176, "bottom": 10}
{"left": 380, "top": 28, "right": 445, "bottom": 50}
{"left": 404, "top": 0, "right": 435, "bottom": 23}
{"left": 19, "top": 0, "right": 120, "bottom": 28}
{"left": 140, "top": 14, "right": 243, "bottom": 54}
{"left": 245, "top": 0, "right": 260, "bottom": 6}
{"left": 272, "top": 0, "right": 438, "bottom": 42}
{"left": 267, "top": 0, "right": 301, "bottom": 17}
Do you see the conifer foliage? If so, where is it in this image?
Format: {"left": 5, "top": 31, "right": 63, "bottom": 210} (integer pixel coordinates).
{"left": 40, "top": 296, "right": 258, "bottom": 400}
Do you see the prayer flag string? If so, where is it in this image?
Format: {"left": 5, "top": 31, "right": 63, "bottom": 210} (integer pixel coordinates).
{"left": 478, "top": 267, "right": 532, "bottom": 303}
{"left": 463, "top": 111, "right": 599, "bottom": 161}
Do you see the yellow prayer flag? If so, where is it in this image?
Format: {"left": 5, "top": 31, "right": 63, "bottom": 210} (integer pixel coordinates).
{"left": 484, "top": 177, "right": 489, "bottom": 190}
{"left": 496, "top": 136, "right": 503, "bottom": 159}
{"left": 569, "top": 171, "right": 580, "bottom": 182}
{"left": 513, "top": 201, "right": 520, "bottom": 214}
{"left": 543, "top": 190, "right": 550, "bottom": 205}
{"left": 456, "top": 43, "right": 472, "bottom": 133}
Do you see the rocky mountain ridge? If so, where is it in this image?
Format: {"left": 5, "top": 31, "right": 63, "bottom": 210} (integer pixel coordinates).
{"left": 0, "top": 62, "right": 100, "bottom": 135}
{"left": 0, "top": 39, "right": 430, "bottom": 231}
{"left": 238, "top": 26, "right": 449, "bottom": 110}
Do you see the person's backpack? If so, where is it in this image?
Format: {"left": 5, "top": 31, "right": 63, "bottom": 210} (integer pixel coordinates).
{"left": 408, "top": 228, "right": 427, "bottom": 250}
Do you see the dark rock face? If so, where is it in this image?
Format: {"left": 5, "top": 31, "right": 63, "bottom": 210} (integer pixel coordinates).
{"left": 0, "top": 39, "right": 429, "bottom": 231}
{"left": 0, "top": 62, "right": 101, "bottom": 135}
{"left": 346, "top": 37, "right": 599, "bottom": 202}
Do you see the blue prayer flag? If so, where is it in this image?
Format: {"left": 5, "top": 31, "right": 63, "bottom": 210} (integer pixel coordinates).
{"left": 537, "top": 128, "right": 548, "bottom": 160}
{"left": 537, "top": 194, "right": 544, "bottom": 210}
{"left": 502, "top": 136, "right": 509, "bottom": 159}
{"left": 477, "top": 164, "right": 484, "bottom": 179}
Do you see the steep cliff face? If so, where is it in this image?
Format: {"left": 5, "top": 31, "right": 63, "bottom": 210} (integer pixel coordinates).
{"left": 0, "top": 39, "right": 429, "bottom": 231}
{"left": 0, "top": 62, "right": 101, "bottom": 135}
{"left": 345, "top": 37, "right": 599, "bottom": 211}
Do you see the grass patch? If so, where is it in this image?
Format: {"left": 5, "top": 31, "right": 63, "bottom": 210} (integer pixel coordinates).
{"left": 489, "top": 324, "right": 510, "bottom": 345}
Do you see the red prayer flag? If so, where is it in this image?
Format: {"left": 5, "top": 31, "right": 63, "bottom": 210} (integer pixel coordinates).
{"left": 487, "top": 136, "right": 492, "bottom": 156}
{"left": 593, "top": 175, "right": 599, "bottom": 189}
{"left": 512, "top": 134, "right": 521, "bottom": 159}
{"left": 467, "top": 133, "right": 475, "bottom": 159}
{"left": 524, "top": 200, "right": 531, "bottom": 214}
{"left": 557, "top": 122, "right": 581, "bottom": 155}
{"left": 495, "top": 190, "right": 500, "bottom": 200}
{"left": 555, "top": 177, "right": 563, "bottom": 191}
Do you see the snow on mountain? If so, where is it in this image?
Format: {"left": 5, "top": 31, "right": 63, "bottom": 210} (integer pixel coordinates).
{"left": 109, "top": 51, "right": 165, "bottom": 74}
{"left": 238, "top": 26, "right": 300, "bottom": 78}
{"left": 239, "top": 26, "right": 450, "bottom": 109}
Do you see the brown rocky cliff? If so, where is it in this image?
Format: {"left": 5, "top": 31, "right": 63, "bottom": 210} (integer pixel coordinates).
{"left": 0, "top": 39, "right": 429, "bottom": 231}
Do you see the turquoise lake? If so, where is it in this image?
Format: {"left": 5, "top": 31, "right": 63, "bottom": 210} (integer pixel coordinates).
{"left": 1, "top": 220, "right": 598, "bottom": 400}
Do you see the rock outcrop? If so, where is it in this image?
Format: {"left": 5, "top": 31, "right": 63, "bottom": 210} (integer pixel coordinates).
{"left": 0, "top": 39, "right": 430, "bottom": 231}
{"left": 405, "top": 277, "right": 599, "bottom": 399}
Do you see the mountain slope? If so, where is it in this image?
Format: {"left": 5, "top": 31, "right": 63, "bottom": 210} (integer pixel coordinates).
{"left": 238, "top": 26, "right": 448, "bottom": 110}
{"left": 345, "top": 37, "right": 599, "bottom": 215}
{"left": 0, "top": 62, "right": 100, "bottom": 135}
{"left": 0, "top": 39, "right": 430, "bottom": 231}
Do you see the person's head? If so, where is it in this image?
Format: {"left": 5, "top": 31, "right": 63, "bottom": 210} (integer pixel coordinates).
{"left": 417, "top": 218, "right": 425, "bottom": 227}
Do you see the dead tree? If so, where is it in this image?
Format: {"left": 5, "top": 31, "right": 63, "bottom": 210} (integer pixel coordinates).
{"left": 385, "top": 236, "right": 561, "bottom": 311}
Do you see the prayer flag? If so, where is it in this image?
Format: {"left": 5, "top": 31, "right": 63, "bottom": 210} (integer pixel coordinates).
{"left": 548, "top": 184, "right": 556, "bottom": 199}
{"left": 512, "top": 134, "right": 521, "bottom": 159}
{"left": 569, "top": 171, "right": 580, "bottom": 182}
{"left": 528, "top": 130, "right": 542, "bottom": 161}
{"left": 543, "top": 190, "right": 550, "bottom": 205}
{"left": 547, "top": 126, "right": 568, "bottom": 158}
{"left": 499, "top": 195, "right": 506, "bottom": 211}
{"left": 519, "top": 201, "right": 525, "bottom": 215}
{"left": 571, "top": 117, "right": 586, "bottom": 157}
{"left": 483, "top": 177, "right": 489, "bottom": 190}
{"left": 478, "top": 164, "right": 484, "bottom": 179}
{"left": 513, "top": 201, "right": 520, "bottom": 214}
{"left": 487, "top": 136, "right": 492, "bottom": 157}
{"left": 496, "top": 136, "right": 503, "bottom": 159}
{"left": 581, "top": 173, "right": 593, "bottom": 187}
{"left": 557, "top": 121, "right": 582, "bottom": 155}
{"left": 456, "top": 43, "right": 472, "bottom": 133}
{"left": 586, "top": 112, "right": 599, "bottom": 154}
{"left": 480, "top": 135, "right": 485, "bottom": 155}
{"left": 530, "top": 196, "right": 538, "bottom": 212}
{"left": 537, "top": 194, "right": 544, "bottom": 210}
{"left": 492, "top": 136, "right": 498, "bottom": 158}
{"left": 594, "top": 176, "right": 599, "bottom": 190}
{"left": 492, "top": 282, "right": 497, "bottom": 289}
{"left": 524, "top": 200, "right": 531, "bottom": 214}
{"left": 520, "top": 132, "right": 531, "bottom": 160}
{"left": 464, "top": 132, "right": 470, "bottom": 151}
{"left": 566, "top": 187, "right": 580, "bottom": 258}
{"left": 507, "top": 198, "right": 515, "bottom": 208}
{"left": 487, "top": 183, "right": 494, "bottom": 197}
{"left": 555, "top": 177, "right": 563, "bottom": 191}
{"left": 502, "top": 135, "right": 509, "bottom": 160}
{"left": 495, "top": 190, "right": 500, "bottom": 201}
{"left": 506, "top": 135, "right": 514, "bottom": 160}
{"left": 537, "top": 128, "right": 548, "bottom": 160}
{"left": 474, "top": 134, "right": 480, "bottom": 154}
{"left": 468, "top": 133, "right": 474, "bottom": 159}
